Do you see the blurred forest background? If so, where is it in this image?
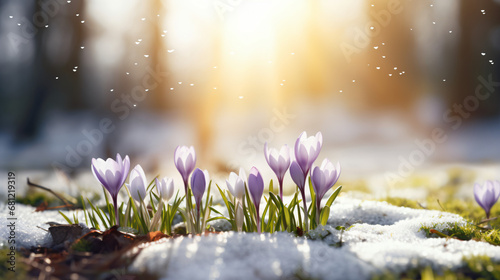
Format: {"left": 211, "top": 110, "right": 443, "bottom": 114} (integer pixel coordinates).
{"left": 0, "top": 0, "right": 499, "bottom": 180}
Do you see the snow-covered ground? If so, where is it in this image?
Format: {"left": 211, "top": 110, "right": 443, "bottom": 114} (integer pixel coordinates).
{"left": 2, "top": 196, "right": 500, "bottom": 279}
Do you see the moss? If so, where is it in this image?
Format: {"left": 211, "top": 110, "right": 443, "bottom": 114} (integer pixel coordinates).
{"left": 380, "top": 197, "right": 423, "bottom": 209}
{"left": 338, "top": 179, "right": 371, "bottom": 193}
{"left": 71, "top": 238, "right": 93, "bottom": 252}
{"left": 420, "top": 223, "right": 500, "bottom": 246}
{"left": 380, "top": 194, "right": 500, "bottom": 246}
{"left": 0, "top": 248, "right": 28, "bottom": 279}
{"left": 381, "top": 196, "right": 500, "bottom": 228}
{"left": 15, "top": 189, "right": 59, "bottom": 207}
{"left": 446, "top": 167, "right": 476, "bottom": 188}
{"left": 372, "top": 255, "right": 500, "bottom": 280}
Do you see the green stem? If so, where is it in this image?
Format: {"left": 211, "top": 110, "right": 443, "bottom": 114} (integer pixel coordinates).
{"left": 301, "top": 191, "right": 308, "bottom": 232}
{"left": 316, "top": 198, "right": 321, "bottom": 226}
{"left": 184, "top": 180, "right": 194, "bottom": 232}
{"left": 113, "top": 196, "right": 119, "bottom": 226}
{"left": 196, "top": 203, "right": 201, "bottom": 233}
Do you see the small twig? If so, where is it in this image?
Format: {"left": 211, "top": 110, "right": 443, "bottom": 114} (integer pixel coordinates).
{"left": 437, "top": 199, "right": 446, "bottom": 211}
{"left": 36, "top": 226, "right": 48, "bottom": 232}
{"left": 27, "top": 178, "right": 75, "bottom": 208}
{"left": 477, "top": 216, "right": 498, "bottom": 225}
{"left": 417, "top": 202, "right": 428, "bottom": 209}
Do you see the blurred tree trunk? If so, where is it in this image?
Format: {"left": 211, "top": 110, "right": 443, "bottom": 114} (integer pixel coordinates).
{"left": 362, "top": 0, "right": 423, "bottom": 124}
{"left": 148, "top": 0, "right": 169, "bottom": 111}
{"left": 16, "top": 1, "right": 85, "bottom": 140}
{"left": 450, "top": 0, "right": 500, "bottom": 118}
{"left": 304, "top": 0, "right": 328, "bottom": 96}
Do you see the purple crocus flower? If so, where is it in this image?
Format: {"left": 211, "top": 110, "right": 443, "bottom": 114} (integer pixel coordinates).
{"left": 290, "top": 161, "right": 305, "bottom": 191}
{"left": 474, "top": 180, "right": 500, "bottom": 219}
{"left": 294, "top": 131, "right": 323, "bottom": 176}
{"left": 290, "top": 160, "right": 309, "bottom": 230}
{"left": 264, "top": 143, "right": 290, "bottom": 200}
{"left": 311, "top": 158, "right": 341, "bottom": 224}
{"left": 191, "top": 168, "right": 208, "bottom": 232}
{"left": 174, "top": 145, "right": 196, "bottom": 193}
{"left": 248, "top": 167, "right": 264, "bottom": 233}
{"left": 91, "top": 153, "right": 130, "bottom": 226}
{"left": 191, "top": 168, "right": 207, "bottom": 208}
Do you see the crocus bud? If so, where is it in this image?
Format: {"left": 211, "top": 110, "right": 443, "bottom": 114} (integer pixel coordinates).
{"left": 311, "top": 158, "right": 341, "bottom": 225}
{"left": 294, "top": 131, "right": 322, "bottom": 175}
{"left": 248, "top": 167, "right": 264, "bottom": 233}
{"left": 127, "top": 164, "right": 148, "bottom": 202}
{"left": 226, "top": 168, "right": 246, "bottom": 202}
{"left": 174, "top": 146, "right": 196, "bottom": 185}
{"left": 191, "top": 168, "right": 207, "bottom": 206}
{"left": 474, "top": 180, "right": 500, "bottom": 219}
{"left": 248, "top": 167, "right": 264, "bottom": 215}
{"left": 311, "top": 159, "right": 341, "bottom": 202}
{"left": 290, "top": 161, "right": 305, "bottom": 191}
{"left": 155, "top": 177, "right": 175, "bottom": 203}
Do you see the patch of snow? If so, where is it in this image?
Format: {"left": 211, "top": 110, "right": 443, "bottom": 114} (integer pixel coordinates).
{"left": 0, "top": 203, "right": 81, "bottom": 248}
{"left": 129, "top": 197, "right": 500, "bottom": 279}
{"left": 130, "top": 232, "right": 375, "bottom": 280}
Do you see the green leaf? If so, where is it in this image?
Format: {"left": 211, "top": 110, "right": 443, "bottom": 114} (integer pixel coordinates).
{"left": 150, "top": 192, "right": 157, "bottom": 214}
{"left": 81, "top": 195, "right": 88, "bottom": 226}
{"left": 320, "top": 186, "right": 342, "bottom": 226}
{"left": 87, "top": 198, "right": 109, "bottom": 229}
{"left": 209, "top": 207, "right": 225, "bottom": 217}
{"left": 265, "top": 196, "right": 277, "bottom": 233}
{"left": 206, "top": 216, "right": 230, "bottom": 223}
{"left": 59, "top": 211, "right": 73, "bottom": 224}
{"left": 325, "top": 186, "right": 342, "bottom": 209}
{"left": 261, "top": 196, "right": 271, "bottom": 228}
{"left": 244, "top": 186, "right": 257, "bottom": 232}
{"left": 147, "top": 176, "right": 158, "bottom": 192}
{"left": 123, "top": 198, "right": 132, "bottom": 227}
{"left": 127, "top": 196, "right": 148, "bottom": 234}
{"left": 102, "top": 187, "right": 114, "bottom": 226}
{"left": 319, "top": 205, "right": 330, "bottom": 226}
{"left": 217, "top": 185, "right": 235, "bottom": 220}
{"left": 204, "top": 181, "right": 212, "bottom": 213}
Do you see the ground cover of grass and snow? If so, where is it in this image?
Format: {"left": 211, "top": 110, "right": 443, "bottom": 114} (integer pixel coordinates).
{"left": 2, "top": 192, "right": 500, "bottom": 279}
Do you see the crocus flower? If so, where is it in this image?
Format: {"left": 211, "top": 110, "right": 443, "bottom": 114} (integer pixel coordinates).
{"left": 474, "top": 180, "right": 500, "bottom": 219}
{"left": 91, "top": 153, "right": 130, "bottom": 226}
{"left": 226, "top": 168, "right": 246, "bottom": 202}
{"left": 290, "top": 161, "right": 305, "bottom": 191}
{"left": 248, "top": 167, "right": 264, "bottom": 233}
{"left": 311, "top": 158, "right": 341, "bottom": 224}
{"left": 127, "top": 164, "right": 147, "bottom": 202}
{"left": 155, "top": 177, "right": 175, "bottom": 203}
{"left": 226, "top": 168, "right": 246, "bottom": 231}
{"left": 191, "top": 168, "right": 208, "bottom": 233}
{"left": 174, "top": 146, "right": 196, "bottom": 193}
{"left": 264, "top": 143, "right": 290, "bottom": 200}
{"left": 191, "top": 168, "right": 207, "bottom": 209}
{"left": 294, "top": 131, "right": 323, "bottom": 176}
{"left": 290, "top": 160, "right": 309, "bottom": 230}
